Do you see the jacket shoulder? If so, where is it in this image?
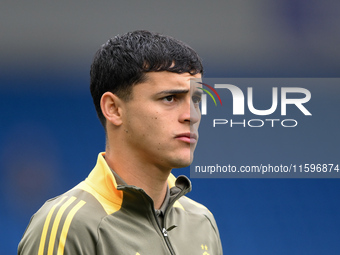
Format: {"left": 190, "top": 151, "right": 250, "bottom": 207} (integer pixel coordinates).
{"left": 176, "top": 195, "right": 219, "bottom": 231}
{"left": 177, "top": 195, "right": 213, "bottom": 215}
{"left": 18, "top": 185, "right": 109, "bottom": 255}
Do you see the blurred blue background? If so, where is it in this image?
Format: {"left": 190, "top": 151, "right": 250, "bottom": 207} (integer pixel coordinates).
{"left": 1, "top": 0, "right": 340, "bottom": 254}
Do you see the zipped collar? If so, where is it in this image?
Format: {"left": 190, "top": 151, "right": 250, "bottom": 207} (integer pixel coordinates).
{"left": 85, "top": 153, "right": 192, "bottom": 207}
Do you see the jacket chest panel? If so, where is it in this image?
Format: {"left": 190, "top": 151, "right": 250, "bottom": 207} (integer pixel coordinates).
{"left": 96, "top": 212, "right": 170, "bottom": 254}
{"left": 166, "top": 209, "right": 220, "bottom": 255}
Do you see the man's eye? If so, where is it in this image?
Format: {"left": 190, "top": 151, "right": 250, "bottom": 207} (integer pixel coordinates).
{"left": 192, "top": 95, "right": 201, "bottom": 104}
{"left": 163, "top": 95, "right": 175, "bottom": 102}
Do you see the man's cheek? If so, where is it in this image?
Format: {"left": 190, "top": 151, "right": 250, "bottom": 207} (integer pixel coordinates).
{"left": 194, "top": 121, "right": 200, "bottom": 130}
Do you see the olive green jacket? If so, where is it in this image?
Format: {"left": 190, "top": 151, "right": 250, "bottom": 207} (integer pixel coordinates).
{"left": 18, "top": 153, "right": 222, "bottom": 255}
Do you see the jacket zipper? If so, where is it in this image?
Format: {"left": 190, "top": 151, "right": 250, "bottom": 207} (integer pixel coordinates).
{"left": 137, "top": 189, "right": 176, "bottom": 255}
{"left": 161, "top": 186, "right": 189, "bottom": 255}
{"left": 134, "top": 182, "right": 189, "bottom": 255}
{"left": 151, "top": 205, "right": 176, "bottom": 255}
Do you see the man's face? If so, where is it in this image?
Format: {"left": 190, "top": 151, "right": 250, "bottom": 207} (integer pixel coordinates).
{"left": 120, "top": 71, "right": 202, "bottom": 171}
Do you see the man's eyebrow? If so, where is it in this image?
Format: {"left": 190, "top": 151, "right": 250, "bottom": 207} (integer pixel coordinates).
{"left": 156, "top": 89, "right": 189, "bottom": 95}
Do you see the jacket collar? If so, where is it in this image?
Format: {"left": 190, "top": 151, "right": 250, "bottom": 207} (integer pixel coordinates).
{"left": 86, "top": 153, "right": 192, "bottom": 205}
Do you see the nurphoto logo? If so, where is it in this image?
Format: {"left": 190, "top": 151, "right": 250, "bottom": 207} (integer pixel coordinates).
{"left": 198, "top": 82, "right": 312, "bottom": 128}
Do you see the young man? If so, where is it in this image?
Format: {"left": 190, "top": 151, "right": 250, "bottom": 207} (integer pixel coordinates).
{"left": 18, "top": 30, "right": 223, "bottom": 254}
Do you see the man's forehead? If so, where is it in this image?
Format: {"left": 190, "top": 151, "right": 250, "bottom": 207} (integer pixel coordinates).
{"left": 132, "top": 72, "right": 202, "bottom": 96}
{"left": 143, "top": 71, "right": 201, "bottom": 85}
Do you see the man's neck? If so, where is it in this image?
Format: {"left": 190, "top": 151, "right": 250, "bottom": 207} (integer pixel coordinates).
{"left": 105, "top": 149, "right": 170, "bottom": 209}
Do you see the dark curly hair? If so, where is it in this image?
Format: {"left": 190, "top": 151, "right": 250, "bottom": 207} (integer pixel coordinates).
{"left": 90, "top": 30, "right": 203, "bottom": 128}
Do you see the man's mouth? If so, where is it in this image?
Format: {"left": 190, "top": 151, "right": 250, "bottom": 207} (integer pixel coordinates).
{"left": 175, "top": 132, "right": 198, "bottom": 144}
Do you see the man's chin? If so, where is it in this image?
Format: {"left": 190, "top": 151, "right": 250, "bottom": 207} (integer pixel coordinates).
{"left": 171, "top": 156, "right": 194, "bottom": 169}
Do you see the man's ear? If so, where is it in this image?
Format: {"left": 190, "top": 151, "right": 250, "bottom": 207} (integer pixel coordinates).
{"left": 100, "top": 92, "right": 124, "bottom": 126}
